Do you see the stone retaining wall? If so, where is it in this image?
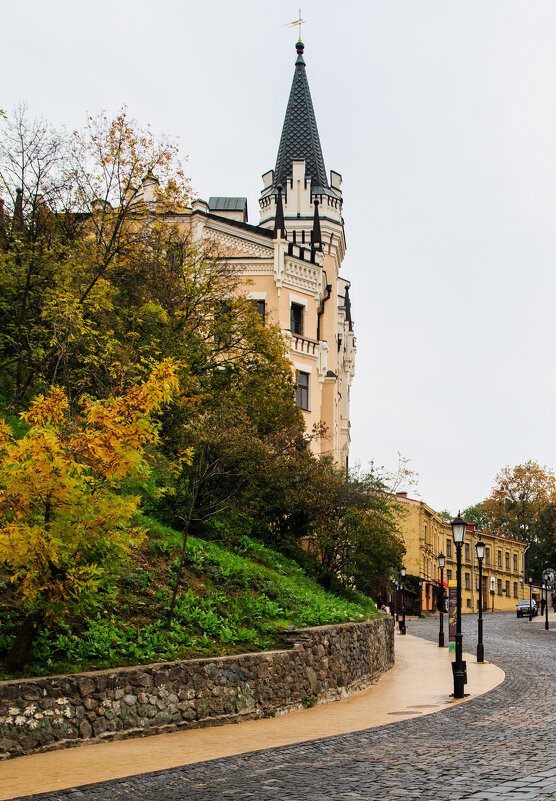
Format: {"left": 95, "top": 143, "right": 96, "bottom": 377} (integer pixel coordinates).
{"left": 0, "top": 617, "right": 394, "bottom": 758}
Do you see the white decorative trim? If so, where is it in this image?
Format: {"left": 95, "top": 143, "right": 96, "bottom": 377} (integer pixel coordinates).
{"left": 283, "top": 259, "right": 321, "bottom": 293}
{"left": 205, "top": 228, "right": 274, "bottom": 258}
{"left": 235, "top": 262, "right": 274, "bottom": 275}
{"left": 293, "top": 362, "right": 313, "bottom": 373}
{"left": 289, "top": 294, "right": 308, "bottom": 309}
{"left": 246, "top": 291, "right": 267, "bottom": 300}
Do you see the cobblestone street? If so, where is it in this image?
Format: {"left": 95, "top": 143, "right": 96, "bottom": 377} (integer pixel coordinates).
{"left": 12, "top": 613, "right": 555, "bottom": 801}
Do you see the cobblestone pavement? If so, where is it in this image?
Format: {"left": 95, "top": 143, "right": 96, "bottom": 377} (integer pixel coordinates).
{"left": 13, "top": 613, "right": 555, "bottom": 801}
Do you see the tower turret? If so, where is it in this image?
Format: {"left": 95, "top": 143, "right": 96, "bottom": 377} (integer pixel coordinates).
{"left": 259, "top": 41, "right": 343, "bottom": 236}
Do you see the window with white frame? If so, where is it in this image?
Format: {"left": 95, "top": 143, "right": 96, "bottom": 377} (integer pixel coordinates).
{"left": 295, "top": 371, "right": 309, "bottom": 410}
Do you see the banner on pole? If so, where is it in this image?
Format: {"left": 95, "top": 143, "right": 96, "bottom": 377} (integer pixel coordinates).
{"left": 448, "top": 580, "right": 457, "bottom": 652}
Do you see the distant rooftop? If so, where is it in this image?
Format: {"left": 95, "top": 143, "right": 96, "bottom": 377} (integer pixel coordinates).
{"left": 208, "top": 197, "right": 248, "bottom": 213}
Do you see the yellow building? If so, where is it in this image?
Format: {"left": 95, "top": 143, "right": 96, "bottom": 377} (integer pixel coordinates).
{"left": 133, "top": 41, "right": 355, "bottom": 466}
{"left": 395, "top": 493, "right": 529, "bottom": 614}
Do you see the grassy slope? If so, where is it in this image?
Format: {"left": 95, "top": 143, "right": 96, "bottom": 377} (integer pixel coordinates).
{"left": 0, "top": 518, "right": 378, "bottom": 678}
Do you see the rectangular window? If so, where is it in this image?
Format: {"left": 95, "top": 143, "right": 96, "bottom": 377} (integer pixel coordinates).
{"left": 513, "top": 582, "right": 518, "bottom": 598}
{"left": 465, "top": 573, "right": 470, "bottom": 590}
{"left": 446, "top": 539, "right": 452, "bottom": 557}
{"left": 214, "top": 301, "right": 232, "bottom": 345}
{"left": 485, "top": 547, "right": 490, "bottom": 565}
{"left": 424, "top": 524, "right": 427, "bottom": 543}
{"left": 505, "top": 580, "right": 510, "bottom": 596}
{"left": 505, "top": 552, "right": 510, "bottom": 569}
{"left": 497, "top": 579, "right": 502, "bottom": 595}
{"left": 513, "top": 554, "right": 518, "bottom": 571}
{"left": 447, "top": 569, "right": 452, "bottom": 582}
{"left": 466, "top": 598, "right": 471, "bottom": 608}
{"left": 465, "top": 543, "right": 470, "bottom": 561}
{"left": 290, "top": 303, "right": 304, "bottom": 335}
{"left": 252, "top": 299, "right": 265, "bottom": 322}
{"left": 497, "top": 550, "right": 502, "bottom": 567}
{"left": 295, "top": 371, "right": 309, "bottom": 410}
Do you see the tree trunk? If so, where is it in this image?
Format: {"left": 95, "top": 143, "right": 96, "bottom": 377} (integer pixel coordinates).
{"left": 3, "top": 615, "right": 39, "bottom": 673}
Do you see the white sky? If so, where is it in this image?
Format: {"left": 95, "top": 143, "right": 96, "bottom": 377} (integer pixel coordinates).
{"left": 4, "top": 0, "right": 556, "bottom": 513}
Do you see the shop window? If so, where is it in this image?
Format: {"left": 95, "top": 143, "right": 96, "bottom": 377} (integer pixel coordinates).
{"left": 290, "top": 303, "right": 304, "bottom": 335}
{"left": 295, "top": 371, "right": 309, "bottom": 410}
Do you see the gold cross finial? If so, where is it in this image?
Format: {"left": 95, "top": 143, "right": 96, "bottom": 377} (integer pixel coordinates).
{"left": 286, "top": 9, "right": 305, "bottom": 42}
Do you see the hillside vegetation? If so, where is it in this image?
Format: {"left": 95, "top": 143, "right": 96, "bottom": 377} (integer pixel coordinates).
{"left": 0, "top": 108, "right": 403, "bottom": 676}
{"left": 0, "top": 518, "right": 377, "bottom": 679}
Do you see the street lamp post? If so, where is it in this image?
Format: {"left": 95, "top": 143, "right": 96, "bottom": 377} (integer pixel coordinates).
{"left": 476, "top": 540, "right": 485, "bottom": 663}
{"left": 438, "top": 552, "right": 446, "bottom": 647}
{"left": 451, "top": 512, "right": 467, "bottom": 698}
{"left": 418, "top": 578, "right": 423, "bottom": 616}
{"left": 399, "top": 567, "right": 407, "bottom": 634}
{"left": 529, "top": 577, "right": 534, "bottom": 622}
{"left": 543, "top": 583, "right": 549, "bottom": 631}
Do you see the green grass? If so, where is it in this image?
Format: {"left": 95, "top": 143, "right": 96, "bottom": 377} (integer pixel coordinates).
{"left": 0, "top": 518, "right": 378, "bottom": 678}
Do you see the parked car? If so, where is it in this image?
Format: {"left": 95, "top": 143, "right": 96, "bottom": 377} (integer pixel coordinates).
{"left": 516, "top": 599, "right": 538, "bottom": 617}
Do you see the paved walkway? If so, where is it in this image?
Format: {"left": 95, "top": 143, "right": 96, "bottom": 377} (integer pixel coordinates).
{"left": 1, "top": 611, "right": 554, "bottom": 800}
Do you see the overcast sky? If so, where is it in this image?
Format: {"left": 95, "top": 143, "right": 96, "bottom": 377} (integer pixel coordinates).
{"left": 4, "top": 0, "right": 556, "bottom": 513}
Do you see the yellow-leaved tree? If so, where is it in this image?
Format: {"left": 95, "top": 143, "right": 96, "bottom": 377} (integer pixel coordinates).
{"left": 0, "top": 359, "right": 180, "bottom": 671}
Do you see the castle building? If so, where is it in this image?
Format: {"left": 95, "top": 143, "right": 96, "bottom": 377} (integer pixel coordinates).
{"left": 136, "top": 41, "right": 355, "bottom": 465}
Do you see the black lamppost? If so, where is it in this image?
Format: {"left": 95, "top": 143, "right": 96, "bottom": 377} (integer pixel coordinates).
{"left": 476, "top": 540, "right": 485, "bottom": 663}
{"left": 543, "top": 583, "right": 549, "bottom": 631}
{"left": 399, "top": 567, "right": 406, "bottom": 634}
{"left": 418, "top": 578, "right": 423, "bottom": 616}
{"left": 451, "top": 513, "right": 467, "bottom": 698}
{"left": 390, "top": 578, "right": 396, "bottom": 618}
{"left": 528, "top": 577, "right": 534, "bottom": 621}
{"left": 438, "top": 552, "right": 446, "bottom": 647}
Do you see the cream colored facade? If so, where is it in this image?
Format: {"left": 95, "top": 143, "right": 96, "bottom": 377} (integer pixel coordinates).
{"left": 132, "top": 43, "right": 355, "bottom": 465}
{"left": 395, "top": 493, "right": 529, "bottom": 613}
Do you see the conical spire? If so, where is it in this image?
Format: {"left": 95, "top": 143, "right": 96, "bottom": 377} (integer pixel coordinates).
{"left": 273, "top": 41, "right": 329, "bottom": 193}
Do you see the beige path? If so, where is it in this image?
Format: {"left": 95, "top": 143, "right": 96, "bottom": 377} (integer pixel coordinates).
{"left": 0, "top": 632, "right": 505, "bottom": 801}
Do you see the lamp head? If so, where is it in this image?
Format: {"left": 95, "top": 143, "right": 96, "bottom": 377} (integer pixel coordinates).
{"left": 476, "top": 540, "right": 485, "bottom": 561}
{"left": 438, "top": 552, "right": 445, "bottom": 569}
{"left": 400, "top": 566, "right": 406, "bottom": 578}
{"left": 451, "top": 512, "right": 466, "bottom": 544}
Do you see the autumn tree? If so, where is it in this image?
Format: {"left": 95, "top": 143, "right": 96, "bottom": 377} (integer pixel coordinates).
{"left": 479, "top": 461, "right": 556, "bottom": 577}
{"left": 0, "top": 360, "right": 179, "bottom": 670}
{"left": 0, "top": 106, "right": 190, "bottom": 407}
